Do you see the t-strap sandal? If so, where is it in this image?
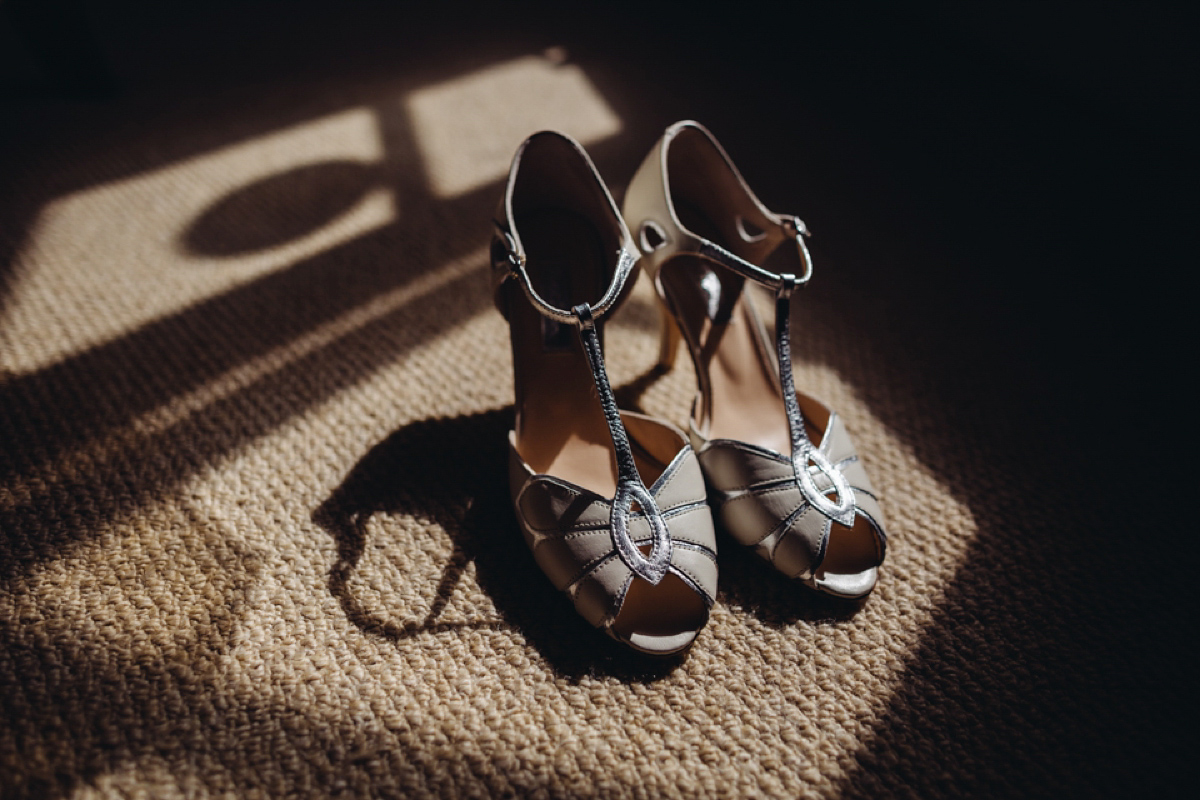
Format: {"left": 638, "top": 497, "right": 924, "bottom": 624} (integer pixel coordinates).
{"left": 623, "top": 121, "right": 888, "bottom": 599}
{"left": 493, "top": 131, "right": 718, "bottom": 654}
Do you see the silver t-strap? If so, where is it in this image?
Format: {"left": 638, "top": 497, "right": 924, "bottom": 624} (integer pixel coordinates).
{"left": 773, "top": 276, "right": 856, "bottom": 527}
{"left": 574, "top": 304, "right": 673, "bottom": 585}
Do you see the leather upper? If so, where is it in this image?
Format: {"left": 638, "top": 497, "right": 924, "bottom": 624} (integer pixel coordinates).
{"left": 495, "top": 129, "right": 719, "bottom": 652}
{"left": 695, "top": 410, "right": 886, "bottom": 581}
{"left": 623, "top": 121, "right": 889, "bottom": 595}
{"left": 509, "top": 420, "right": 717, "bottom": 629}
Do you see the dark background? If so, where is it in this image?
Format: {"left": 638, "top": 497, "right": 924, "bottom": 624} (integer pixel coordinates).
{"left": 4, "top": 0, "right": 1191, "bottom": 442}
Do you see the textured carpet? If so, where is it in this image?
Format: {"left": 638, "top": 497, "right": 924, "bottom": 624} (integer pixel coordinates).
{"left": 0, "top": 4, "right": 1188, "bottom": 798}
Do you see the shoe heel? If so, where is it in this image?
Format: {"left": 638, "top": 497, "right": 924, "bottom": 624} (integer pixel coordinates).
{"left": 656, "top": 298, "right": 682, "bottom": 371}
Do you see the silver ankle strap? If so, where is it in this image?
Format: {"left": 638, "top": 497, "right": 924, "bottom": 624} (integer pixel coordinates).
{"left": 689, "top": 214, "right": 813, "bottom": 292}
{"left": 492, "top": 224, "right": 637, "bottom": 326}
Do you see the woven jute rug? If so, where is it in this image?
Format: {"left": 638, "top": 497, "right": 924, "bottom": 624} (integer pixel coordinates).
{"left": 0, "top": 6, "right": 1185, "bottom": 798}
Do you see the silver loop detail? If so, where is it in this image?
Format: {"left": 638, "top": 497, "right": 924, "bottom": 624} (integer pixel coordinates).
{"left": 794, "top": 444, "right": 856, "bottom": 527}
{"left": 783, "top": 215, "right": 811, "bottom": 239}
{"left": 611, "top": 480, "right": 672, "bottom": 586}
{"left": 774, "top": 271, "right": 855, "bottom": 531}
{"left": 574, "top": 312, "right": 674, "bottom": 587}
{"left": 778, "top": 272, "right": 797, "bottom": 300}
{"left": 500, "top": 230, "right": 524, "bottom": 270}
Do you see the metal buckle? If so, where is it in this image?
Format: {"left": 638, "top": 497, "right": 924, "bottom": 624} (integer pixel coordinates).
{"left": 500, "top": 230, "right": 525, "bottom": 274}
{"left": 781, "top": 216, "right": 814, "bottom": 287}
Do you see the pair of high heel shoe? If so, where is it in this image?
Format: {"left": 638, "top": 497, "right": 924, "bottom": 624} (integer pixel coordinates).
{"left": 492, "top": 122, "right": 887, "bottom": 656}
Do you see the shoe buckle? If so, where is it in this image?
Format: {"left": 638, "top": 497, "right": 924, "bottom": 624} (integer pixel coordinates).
{"left": 780, "top": 216, "right": 814, "bottom": 287}
{"left": 499, "top": 229, "right": 526, "bottom": 274}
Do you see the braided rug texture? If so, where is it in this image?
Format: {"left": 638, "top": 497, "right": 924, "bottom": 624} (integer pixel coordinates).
{"left": 0, "top": 37, "right": 1181, "bottom": 800}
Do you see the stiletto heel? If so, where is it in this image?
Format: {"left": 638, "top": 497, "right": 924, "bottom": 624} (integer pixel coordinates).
{"left": 623, "top": 121, "right": 888, "bottom": 599}
{"left": 655, "top": 296, "right": 682, "bottom": 371}
{"left": 493, "top": 131, "right": 718, "bottom": 654}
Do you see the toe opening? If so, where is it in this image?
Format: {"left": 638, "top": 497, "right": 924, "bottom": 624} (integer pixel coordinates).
{"left": 611, "top": 570, "right": 707, "bottom": 655}
{"left": 814, "top": 515, "right": 881, "bottom": 597}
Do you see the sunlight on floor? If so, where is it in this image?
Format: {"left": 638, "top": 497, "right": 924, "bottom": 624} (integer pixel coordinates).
{"left": 0, "top": 107, "right": 395, "bottom": 375}
{"left": 405, "top": 52, "right": 623, "bottom": 198}
{"left": 0, "top": 51, "right": 623, "bottom": 376}
{"left": 7, "top": 244, "right": 491, "bottom": 505}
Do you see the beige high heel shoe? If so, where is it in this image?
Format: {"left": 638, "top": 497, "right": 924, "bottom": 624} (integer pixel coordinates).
{"left": 622, "top": 121, "right": 887, "bottom": 599}
{"left": 493, "top": 131, "right": 718, "bottom": 654}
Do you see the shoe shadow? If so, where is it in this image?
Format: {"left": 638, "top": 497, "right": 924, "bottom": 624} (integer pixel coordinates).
{"left": 312, "top": 404, "right": 684, "bottom": 683}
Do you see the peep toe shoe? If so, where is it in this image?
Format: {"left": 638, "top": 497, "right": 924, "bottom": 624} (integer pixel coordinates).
{"left": 493, "top": 131, "right": 718, "bottom": 654}
{"left": 622, "top": 121, "right": 888, "bottom": 599}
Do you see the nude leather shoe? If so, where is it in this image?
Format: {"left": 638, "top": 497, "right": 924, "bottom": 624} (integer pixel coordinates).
{"left": 492, "top": 130, "right": 718, "bottom": 654}
{"left": 622, "top": 121, "right": 887, "bottom": 598}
